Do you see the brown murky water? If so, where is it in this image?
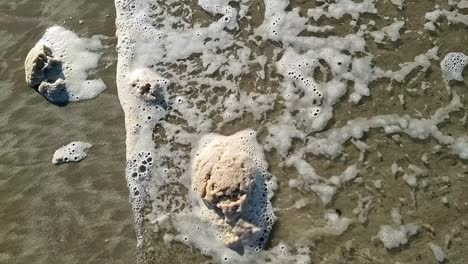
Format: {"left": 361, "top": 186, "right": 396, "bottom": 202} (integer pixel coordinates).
{"left": 1, "top": 0, "right": 468, "bottom": 263}
{"left": 0, "top": 1, "right": 136, "bottom": 263}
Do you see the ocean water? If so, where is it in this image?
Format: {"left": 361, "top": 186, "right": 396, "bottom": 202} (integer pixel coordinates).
{"left": 2, "top": 0, "right": 468, "bottom": 264}
{"left": 0, "top": 0, "right": 135, "bottom": 263}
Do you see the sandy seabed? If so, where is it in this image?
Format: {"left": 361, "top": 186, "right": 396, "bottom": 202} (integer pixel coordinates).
{"left": 1, "top": 0, "right": 468, "bottom": 264}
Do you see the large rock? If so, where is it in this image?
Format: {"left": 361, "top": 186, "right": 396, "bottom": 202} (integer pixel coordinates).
{"left": 190, "top": 130, "right": 276, "bottom": 251}
{"left": 193, "top": 139, "right": 255, "bottom": 220}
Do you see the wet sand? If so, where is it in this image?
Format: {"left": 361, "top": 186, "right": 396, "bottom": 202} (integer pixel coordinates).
{"left": 1, "top": 0, "right": 468, "bottom": 264}
{"left": 0, "top": 0, "right": 136, "bottom": 263}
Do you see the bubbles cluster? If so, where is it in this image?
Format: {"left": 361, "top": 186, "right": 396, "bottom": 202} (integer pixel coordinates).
{"left": 440, "top": 52, "right": 468, "bottom": 82}
{"left": 268, "top": 15, "right": 284, "bottom": 38}
{"left": 130, "top": 68, "right": 169, "bottom": 102}
{"left": 126, "top": 68, "right": 169, "bottom": 134}
{"left": 52, "top": 141, "right": 93, "bottom": 165}
{"left": 126, "top": 151, "right": 154, "bottom": 245}
{"left": 126, "top": 151, "right": 153, "bottom": 211}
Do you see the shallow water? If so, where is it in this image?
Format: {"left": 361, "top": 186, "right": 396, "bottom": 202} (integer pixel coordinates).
{"left": 2, "top": 0, "right": 468, "bottom": 264}
{"left": 0, "top": 0, "right": 136, "bottom": 263}
{"left": 131, "top": 1, "right": 468, "bottom": 263}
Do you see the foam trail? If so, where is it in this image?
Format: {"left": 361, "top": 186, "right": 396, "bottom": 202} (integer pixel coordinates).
{"left": 113, "top": 0, "right": 468, "bottom": 263}
{"left": 113, "top": 0, "right": 314, "bottom": 261}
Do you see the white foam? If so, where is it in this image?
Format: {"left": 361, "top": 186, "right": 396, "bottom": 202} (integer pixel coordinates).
{"left": 370, "top": 20, "right": 405, "bottom": 43}
{"left": 459, "top": 0, "right": 468, "bottom": 9}
{"left": 440, "top": 52, "right": 468, "bottom": 81}
{"left": 112, "top": 0, "right": 468, "bottom": 262}
{"left": 378, "top": 223, "right": 419, "bottom": 249}
{"left": 113, "top": 2, "right": 313, "bottom": 251}
{"left": 198, "top": 0, "right": 238, "bottom": 30}
{"left": 322, "top": 210, "right": 353, "bottom": 236}
{"left": 310, "top": 184, "right": 336, "bottom": 205}
{"left": 328, "top": 164, "right": 359, "bottom": 187}
{"left": 375, "top": 47, "right": 439, "bottom": 83}
{"left": 391, "top": 208, "right": 402, "bottom": 225}
{"left": 307, "top": 0, "right": 377, "bottom": 21}
{"left": 425, "top": 7, "right": 468, "bottom": 31}
{"left": 24, "top": 26, "right": 106, "bottom": 104}
{"left": 287, "top": 161, "right": 358, "bottom": 206}
{"left": 52, "top": 141, "right": 92, "bottom": 164}
{"left": 256, "top": 0, "right": 367, "bottom": 52}
{"left": 428, "top": 242, "right": 446, "bottom": 263}
{"left": 303, "top": 93, "right": 465, "bottom": 160}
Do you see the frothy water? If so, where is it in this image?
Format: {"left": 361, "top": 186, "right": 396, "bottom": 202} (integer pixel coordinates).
{"left": 2, "top": 0, "right": 468, "bottom": 263}
{"left": 114, "top": 0, "right": 468, "bottom": 263}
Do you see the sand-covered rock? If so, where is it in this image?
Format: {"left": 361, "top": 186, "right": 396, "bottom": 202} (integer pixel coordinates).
{"left": 129, "top": 68, "right": 169, "bottom": 103}
{"left": 193, "top": 139, "right": 255, "bottom": 219}
{"left": 191, "top": 129, "right": 275, "bottom": 250}
{"left": 24, "top": 26, "right": 106, "bottom": 105}
{"left": 25, "top": 44, "right": 61, "bottom": 88}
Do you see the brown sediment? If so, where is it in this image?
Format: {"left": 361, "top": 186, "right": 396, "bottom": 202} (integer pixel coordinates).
{"left": 2, "top": 0, "right": 468, "bottom": 263}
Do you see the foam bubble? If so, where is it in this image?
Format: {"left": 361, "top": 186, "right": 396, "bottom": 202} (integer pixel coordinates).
{"left": 167, "top": 130, "right": 311, "bottom": 262}
{"left": 125, "top": 151, "right": 154, "bottom": 246}
{"left": 52, "top": 141, "right": 92, "bottom": 164}
{"left": 440, "top": 52, "right": 468, "bottom": 82}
